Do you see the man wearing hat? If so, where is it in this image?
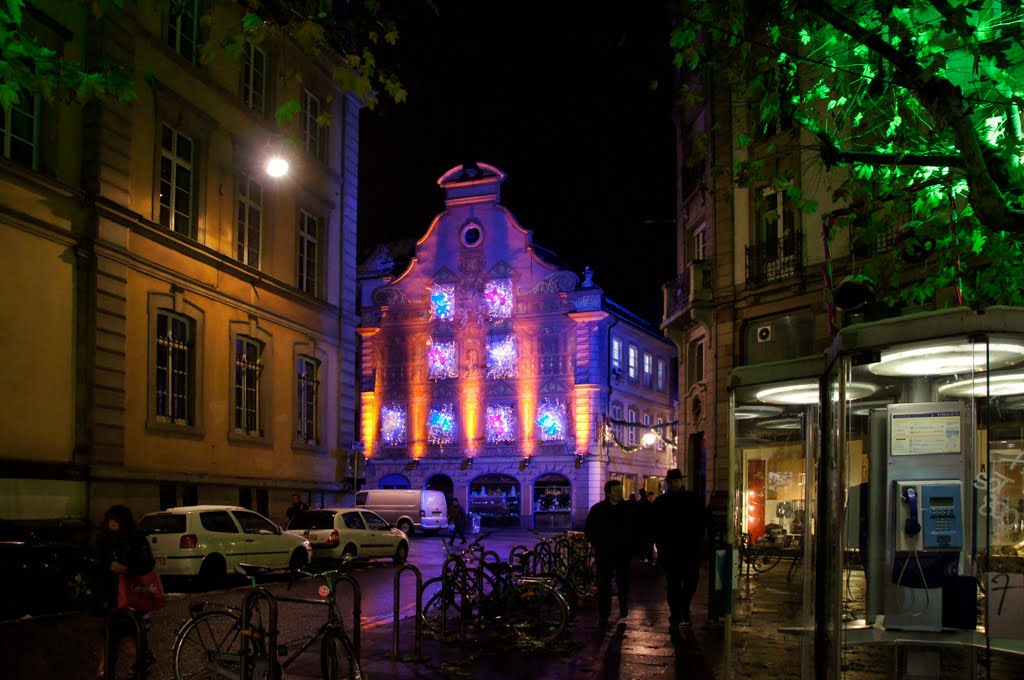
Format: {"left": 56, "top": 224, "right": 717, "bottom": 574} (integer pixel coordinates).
{"left": 653, "top": 468, "right": 706, "bottom": 627}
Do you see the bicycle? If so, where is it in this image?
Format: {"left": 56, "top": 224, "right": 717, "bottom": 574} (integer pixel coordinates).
{"left": 170, "top": 563, "right": 361, "bottom": 680}
{"left": 739, "top": 531, "right": 784, "bottom": 574}
{"left": 420, "top": 535, "right": 571, "bottom": 644}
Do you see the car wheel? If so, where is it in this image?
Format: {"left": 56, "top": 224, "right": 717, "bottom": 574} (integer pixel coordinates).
{"left": 289, "top": 548, "right": 309, "bottom": 571}
{"left": 339, "top": 543, "right": 357, "bottom": 567}
{"left": 392, "top": 542, "right": 409, "bottom": 565}
{"left": 198, "top": 554, "right": 226, "bottom": 591}
{"left": 397, "top": 519, "right": 413, "bottom": 535}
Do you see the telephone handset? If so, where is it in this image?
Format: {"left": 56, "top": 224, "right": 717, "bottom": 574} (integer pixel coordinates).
{"left": 902, "top": 486, "right": 921, "bottom": 537}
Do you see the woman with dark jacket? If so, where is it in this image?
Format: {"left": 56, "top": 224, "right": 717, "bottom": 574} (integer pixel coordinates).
{"left": 95, "top": 504, "right": 156, "bottom": 678}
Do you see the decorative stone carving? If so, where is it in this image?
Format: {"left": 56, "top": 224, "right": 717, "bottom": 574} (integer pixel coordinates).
{"left": 371, "top": 286, "right": 409, "bottom": 307}
{"left": 530, "top": 271, "right": 578, "bottom": 294}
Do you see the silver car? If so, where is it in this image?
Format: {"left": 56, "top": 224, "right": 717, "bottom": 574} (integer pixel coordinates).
{"left": 287, "top": 508, "right": 409, "bottom": 565}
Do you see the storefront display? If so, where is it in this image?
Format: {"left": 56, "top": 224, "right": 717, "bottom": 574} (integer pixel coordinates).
{"left": 533, "top": 473, "right": 571, "bottom": 530}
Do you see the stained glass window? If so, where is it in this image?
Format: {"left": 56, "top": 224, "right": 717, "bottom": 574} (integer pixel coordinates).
{"left": 430, "top": 284, "right": 455, "bottom": 320}
{"left": 427, "top": 403, "right": 456, "bottom": 445}
{"left": 426, "top": 339, "right": 457, "bottom": 380}
{"left": 486, "top": 404, "right": 516, "bottom": 443}
{"left": 486, "top": 335, "right": 518, "bottom": 379}
{"left": 535, "top": 400, "right": 567, "bottom": 441}
{"left": 484, "top": 279, "right": 514, "bottom": 319}
{"left": 380, "top": 404, "right": 406, "bottom": 446}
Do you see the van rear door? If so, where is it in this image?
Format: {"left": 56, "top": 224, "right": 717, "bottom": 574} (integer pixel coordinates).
{"left": 421, "top": 491, "right": 448, "bottom": 529}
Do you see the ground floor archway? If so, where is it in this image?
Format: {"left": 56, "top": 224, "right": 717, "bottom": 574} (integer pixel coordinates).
{"left": 468, "top": 474, "right": 520, "bottom": 527}
{"left": 378, "top": 473, "right": 411, "bottom": 489}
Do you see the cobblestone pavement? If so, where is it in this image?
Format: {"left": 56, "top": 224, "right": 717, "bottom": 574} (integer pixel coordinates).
{"left": 3, "top": 533, "right": 1021, "bottom": 679}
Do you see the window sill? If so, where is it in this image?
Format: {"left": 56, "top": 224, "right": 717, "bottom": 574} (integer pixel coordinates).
{"left": 146, "top": 417, "right": 205, "bottom": 438}
{"left": 228, "top": 430, "right": 271, "bottom": 447}
{"left": 291, "top": 440, "right": 325, "bottom": 454}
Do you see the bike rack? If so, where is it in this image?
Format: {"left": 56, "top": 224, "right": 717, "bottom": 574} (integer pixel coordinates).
{"left": 331, "top": 573, "right": 362, "bottom": 660}
{"left": 240, "top": 587, "right": 281, "bottom": 680}
{"left": 102, "top": 607, "right": 147, "bottom": 680}
{"left": 390, "top": 563, "right": 424, "bottom": 659}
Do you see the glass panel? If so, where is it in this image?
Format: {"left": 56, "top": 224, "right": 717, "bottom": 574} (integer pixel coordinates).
{"left": 729, "top": 371, "right": 820, "bottom": 677}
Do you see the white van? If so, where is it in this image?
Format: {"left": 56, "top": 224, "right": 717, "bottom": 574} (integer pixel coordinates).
{"left": 354, "top": 489, "right": 448, "bottom": 536}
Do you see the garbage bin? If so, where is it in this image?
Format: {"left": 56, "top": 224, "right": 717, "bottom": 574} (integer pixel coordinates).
{"left": 470, "top": 513, "right": 481, "bottom": 535}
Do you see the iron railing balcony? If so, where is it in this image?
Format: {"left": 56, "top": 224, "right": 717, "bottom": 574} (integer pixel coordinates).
{"left": 745, "top": 231, "right": 803, "bottom": 286}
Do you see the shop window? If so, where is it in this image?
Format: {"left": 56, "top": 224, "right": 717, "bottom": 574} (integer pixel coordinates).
{"left": 469, "top": 474, "right": 520, "bottom": 527}
{"left": 533, "top": 473, "right": 571, "bottom": 530}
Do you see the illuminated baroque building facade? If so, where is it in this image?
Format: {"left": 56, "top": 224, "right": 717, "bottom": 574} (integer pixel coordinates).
{"left": 0, "top": 0, "right": 360, "bottom": 526}
{"left": 357, "top": 163, "right": 676, "bottom": 530}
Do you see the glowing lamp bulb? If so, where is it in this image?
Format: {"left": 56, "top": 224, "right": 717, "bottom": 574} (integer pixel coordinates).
{"left": 265, "top": 156, "right": 289, "bottom": 177}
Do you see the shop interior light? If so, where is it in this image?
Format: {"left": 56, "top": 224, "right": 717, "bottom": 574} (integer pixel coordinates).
{"left": 937, "top": 372, "right": 1024, "bottom": 397}
{"left": 734, "top": 405, "right": 784, "bottom": 419}
{"left": 758, "top": 417, "right": 802, "bottom": 430}
{"left": 755, "top": 381, "right": 877, "bottom": 405}
{"left": 868, "top": 337, "right": 1024, "bottom": 376}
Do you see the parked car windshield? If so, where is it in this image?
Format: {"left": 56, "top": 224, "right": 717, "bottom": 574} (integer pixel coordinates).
{"left": 288, "top": 511, "right": 336, "bottom": 531}
{"left": 140, "top": 514, "right": 187, "bottom": 534}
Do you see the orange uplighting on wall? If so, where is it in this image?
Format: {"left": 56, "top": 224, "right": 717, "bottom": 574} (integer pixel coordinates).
{"left": 574, "top": 384, "right": 600, "bottom": 456}
{"left": 520, "top": 388, "right": 536, "bottom": 457}
{"left": 409, "top": 385, "right": 428, "bottom": 459}
{"left": 461, "top": 387, "right": 480, "bottom": 454}
{"left": 360, "top": 391, "right": 377, "bottom": 457}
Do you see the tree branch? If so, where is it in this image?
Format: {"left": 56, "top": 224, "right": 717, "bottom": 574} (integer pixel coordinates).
{"left": 804, "top": 0, "right": 1024, "bottom": 232}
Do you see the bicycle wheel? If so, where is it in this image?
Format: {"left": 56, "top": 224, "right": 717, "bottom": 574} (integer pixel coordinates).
{"left": 172, "top": 609, "right": 243, "bottom": 680}
{"left": 505, "top": 580, "right": 569, "bottom": 644}
{"left": 420, "top": 576, "right": 467, "bottom": 636}
{"left": 321, "top": 628, "right": 361, "bottom": 680}
{"left": 751, "top": 546, "right": 783, "bottom": 573}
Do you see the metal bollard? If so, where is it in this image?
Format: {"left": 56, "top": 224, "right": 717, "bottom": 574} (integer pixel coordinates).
{"left": 240, "top": 587, "right": 280, "bottom": 680}
{"left": 331, "top": 573, "right": 362, "bottom": 659}
{"left": 391, "top": 563, "right": 423, "bottom": 658}
{"left": 103, "top": 608, "right": 147, "bottom": 680}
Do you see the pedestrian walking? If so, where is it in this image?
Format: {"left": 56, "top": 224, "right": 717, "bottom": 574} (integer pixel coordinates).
{"left": 286, "top": 493, "right": 309, "bottom": 522}
{"left": 653, "top": 468, "right": 706, "bottom": 628}
{"left": 636, "top": 489, "right": 656, "bottom": 563}
{"left": 584, "top": 479, "right": 633, "bottom": 625}
{"left": 95, "top": 504, "right": 159, "bottom": 678}
{"left": 447, "top": 497, "right": 467, "bottom": 545}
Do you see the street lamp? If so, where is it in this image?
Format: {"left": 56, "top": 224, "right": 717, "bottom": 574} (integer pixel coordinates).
{"left": 265, "top": 156, "right": 289, "bottom": 178}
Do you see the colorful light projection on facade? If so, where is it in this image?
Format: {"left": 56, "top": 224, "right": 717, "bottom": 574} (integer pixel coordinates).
{"left": 429, "top": 284, "right": 455, "bottom": 320}
{"left": 427, "top": 403, "right": 456, "bottom": 445}
{"left": 535, "top": 399, "right": 567, "bottom": 441}
{"left": 483, "top": 279, "right": 514, "bottom": 319}
{"left": 379, "top": 403, "right": 407, "bottom": 446}
{"left": 486, "top": 403, "right": 516, "bottom": 443}
{"left": 486, "top": 335, "right": 518, "bottom": 379}
{"left": 426, "top": 339, "right": 457, "bottom": 380}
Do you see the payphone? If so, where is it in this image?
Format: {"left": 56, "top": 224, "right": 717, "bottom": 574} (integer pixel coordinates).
{"left": 886, "top": 479, "right": 964, "bottom": 631}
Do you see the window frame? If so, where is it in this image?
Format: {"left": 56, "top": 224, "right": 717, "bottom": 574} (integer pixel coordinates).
{"left": 242, "top": 41, "right": 268, "bottom": 114}
{"left": 627, "top": 408, "right": 637, "bottom": 446}
{"left": 627, "top": 344, "right": 638, "bottom": 382}
{"left": 1, "top": 93, "right": 39, "bottom": 169}
{"left": 298, "top": 209, "right": 321, "bottom": 296}
{"left": 154, "top": 310, "right": 193, "bottom": 425}
{"left": 611, "top": 337, "right": 622, "bottom": 373}
{"left": 166, "top": 0, "right": 200, "bottom": 63}
{"left": 610, "top": 402, "right": 623, "bottom": 441}
{"left": 691, "top": 339, "right": 706, "bottom": 384}
{"left": 657, "top": 358, "right": 666, "bottom": 392}
{"left": 301, "top": 88, "right": 324, "bottom": 161}
{"left": 147, "top": 292, "right": 205, "bottom": 436}
{"left": 296, "top": 354, "right": 321, "bottom": 446}
{"left": 642, "top": 352, "right": 653, "bottom": 388}
{"left": 228, "top": 320, "right": 272, "bottom": 444}
{"left": 159, "top": 123, "right": 196, "bottom": 237}
{"left": 692, "top": 224, "right": 707, "bottom": 261}
{"left": 236, "top": 173, "right": 263, "bottom": 268}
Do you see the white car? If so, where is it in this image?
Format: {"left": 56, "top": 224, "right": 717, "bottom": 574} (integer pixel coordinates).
{"left": 139, "top": 505, "right": 312, "bottom": 585}
{"left": 286, "top": 508, "right": 409, "bottom": 565}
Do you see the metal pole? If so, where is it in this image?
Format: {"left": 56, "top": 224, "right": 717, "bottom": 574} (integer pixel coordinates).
{"left": 391, "top": 564, "right": 423, "bottom": 659}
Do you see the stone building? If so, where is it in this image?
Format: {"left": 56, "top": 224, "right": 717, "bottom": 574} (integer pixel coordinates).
{"left": 357, "top": 163, "right": 676, "bottom": 530}
{"left": 0, "top": 0, "right": 361, "bottom": 526}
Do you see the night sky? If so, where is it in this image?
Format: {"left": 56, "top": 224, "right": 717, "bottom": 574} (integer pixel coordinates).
{"left": 357, "top": 1, "right": 678, "bottom": 324}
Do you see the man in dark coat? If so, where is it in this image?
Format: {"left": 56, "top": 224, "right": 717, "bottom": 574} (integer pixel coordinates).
{"left": 653, "top": 468, "right": 706, "bottom": 627}
{"left": 585, "top": 479, "right": 633, "bottom": 624}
